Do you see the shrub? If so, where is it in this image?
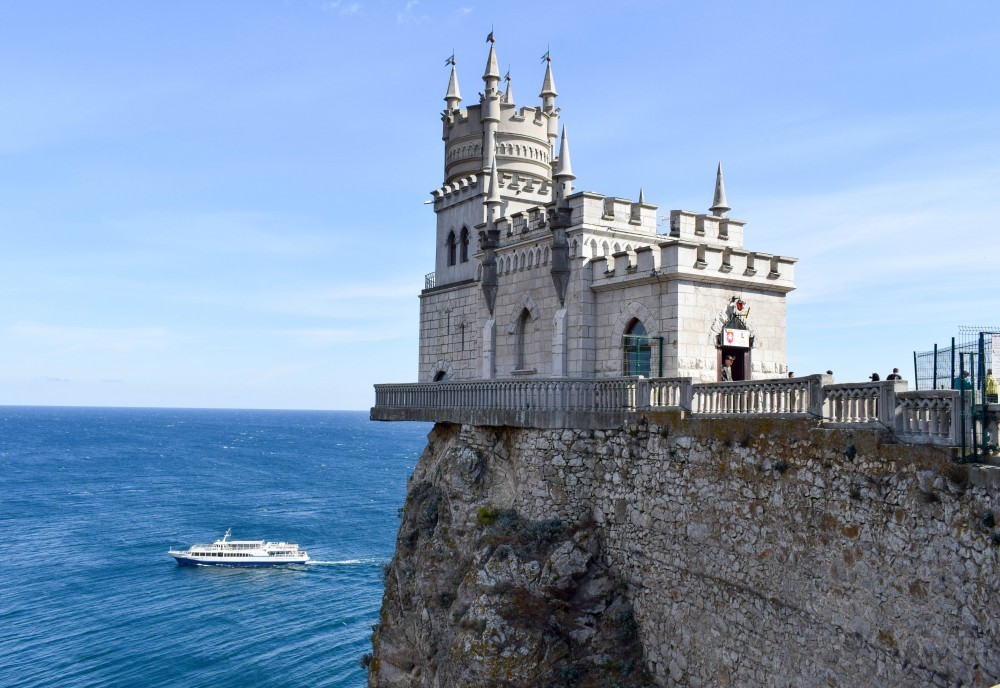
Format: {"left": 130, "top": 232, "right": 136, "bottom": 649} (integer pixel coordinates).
{"left": 612, "top": 609, "right": 638, "bottom": 642}
{"left": 476, "top": 506, "right": 499, "bottom": 526}
{"left": 418, "top": 492, "right": 441, "bottom": 534}
{"left": 523, "top": 518, "right": 566, "bottom": 552}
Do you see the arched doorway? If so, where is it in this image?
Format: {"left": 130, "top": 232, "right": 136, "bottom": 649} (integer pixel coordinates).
{"left": 623, "top": 319, "right": 651, "bottom": 377}
{"left": 718, "top": 321, "right": 752, "bottom": 381}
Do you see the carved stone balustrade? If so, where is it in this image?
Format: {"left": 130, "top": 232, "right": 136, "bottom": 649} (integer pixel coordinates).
{"left": 372, "top": 375, "right": 966, "bottom": 446}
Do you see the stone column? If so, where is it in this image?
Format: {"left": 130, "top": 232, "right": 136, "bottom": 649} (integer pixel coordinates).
{"left": 552, "top": 309, "right": 567, "bottom": 377}
{"left": 483, "top": 319, "right": 496, "bottom": 379}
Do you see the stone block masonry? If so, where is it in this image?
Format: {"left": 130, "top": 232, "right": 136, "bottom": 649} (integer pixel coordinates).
{"left": 368, "top": 416, "right": 999, "bottom": 687}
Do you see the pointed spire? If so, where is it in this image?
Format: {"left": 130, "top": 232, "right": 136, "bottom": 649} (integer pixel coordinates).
{"left": 483, "top": 41, "right": 500, "bottom": 85}
{"left": 710, "top": 161, "right": 731, "bottom": 217}
{"left": 540, "top": 51, "right": 557, "bottom": 112}
{"left": 502, "top": 69, "right": 513, "bottom": 104}
{"left": 444, "top": 61, "right": 462, "bottom": 110}
{"left": 486, "top": 156, "right": 502, "bottom": 207}
{"left": 540, "top": 56, "right": 557, "bottom": 98}
{"left": 554, "top": 126, "right": 574, "bottom": 180}
{"left": 638, "top": 187, "right": 645, "bottom": 205}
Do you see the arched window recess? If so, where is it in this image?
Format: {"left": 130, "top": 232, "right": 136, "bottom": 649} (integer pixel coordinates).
{"left": 622, "top": 318, "right": 662, "bottom": 377}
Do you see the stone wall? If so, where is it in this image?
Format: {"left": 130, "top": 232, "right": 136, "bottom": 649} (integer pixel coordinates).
{"left": 369, "top": 416, "right": 1000, "bottom": 687}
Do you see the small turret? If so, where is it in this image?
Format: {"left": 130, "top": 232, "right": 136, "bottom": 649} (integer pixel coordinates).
{"left": 539, "top": 51, "right": 560, "bottom": 164}
{"left": 540, "top": 54, "right": 557, "bottom": 112}
{"left": 502, "top": 69, "right": 513, "bottom": 104}
{"left": 444, "top": 59, "right": 461, "bottom": 111}
{"left": 480, "top": 37, "right": 502, "bottom": 174}
{"left": 553, "top": 126, "right": 575, "bottom": 206}
{"left": 485, "top": 156, "right": 503, "bottom": 224}
{"left": 483, "top": 39, "right": 500, "bottom": 92}
{"left": 710, "top": 161, "right": 731, "bottom": 218}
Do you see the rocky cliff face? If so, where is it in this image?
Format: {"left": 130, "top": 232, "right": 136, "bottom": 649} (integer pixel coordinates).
{"left": 368, "top": 422, "right": 652, "bottom": 687}
{"left": 367, "top": 416, "right": 1000, "bottom": 687}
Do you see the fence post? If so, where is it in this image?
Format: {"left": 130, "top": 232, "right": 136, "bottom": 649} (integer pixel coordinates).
{"left": 680, "top": 378, "right": 693, "bottom": 412}
{"left": 635, "top": 378, "right": 650, "bottom": 410}
{"left": 878, "top": 381, "right": 899, "bottom": 430}
{"left": 809, "top": 374, "right": 832, "bottom": 417}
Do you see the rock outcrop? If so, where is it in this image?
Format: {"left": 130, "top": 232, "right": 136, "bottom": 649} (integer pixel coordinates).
{"left": 368, "top": 415, "right": 1000, "bottom": 687}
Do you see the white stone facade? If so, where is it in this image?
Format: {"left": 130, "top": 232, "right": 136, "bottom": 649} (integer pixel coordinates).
{"left": 420, "top": 44, "right": 796, "bottom": 384}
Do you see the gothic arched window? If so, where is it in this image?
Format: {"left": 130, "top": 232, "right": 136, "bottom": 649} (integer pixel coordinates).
{"left": 460, "top": 227, "right": 470, "bottom": 263}
{"left": 447, "top": 231, "right": 457, "bottom": 266}
{"left": 623, "top": 318, "right": 651, "bottom": 377}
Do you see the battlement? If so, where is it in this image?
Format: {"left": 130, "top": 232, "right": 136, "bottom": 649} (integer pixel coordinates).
{"left": 588, "top": 240, "right": 796, "bottom": 293}
{"left": 570, "top": 191, "right": 659, "bottom": 236}
{"left": 669, "top": 209, "right": 746, "bottom": 248}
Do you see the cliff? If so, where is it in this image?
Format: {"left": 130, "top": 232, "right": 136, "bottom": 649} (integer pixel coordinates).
{"left": 367, "top": 414, "right": 1000, "bottom": 687}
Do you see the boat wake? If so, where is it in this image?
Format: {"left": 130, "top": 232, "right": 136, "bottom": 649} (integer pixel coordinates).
{"left": 306, "top": 558, "right": 384, "bottom": 566}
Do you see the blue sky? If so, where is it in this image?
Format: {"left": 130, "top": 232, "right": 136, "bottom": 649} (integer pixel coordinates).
{"left": 1, "top": 1, "right": 998, "bottom": 410}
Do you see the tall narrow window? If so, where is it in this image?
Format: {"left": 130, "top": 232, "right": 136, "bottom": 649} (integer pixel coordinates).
{"left": 460, "top": 227, "right": 470, "bottom": 263}
{"left": 447, "top": 231, "right": 457, "bottom": 266}
{"left": 516, "top": 308, "right": 532, "bottom": 370}
{"left": 623, "top": 319, "right": 651, "bottom": 377}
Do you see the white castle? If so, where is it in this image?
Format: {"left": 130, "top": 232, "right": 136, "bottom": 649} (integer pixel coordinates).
{"left": 420, "top": 40, "right": 796, "bottom": 385}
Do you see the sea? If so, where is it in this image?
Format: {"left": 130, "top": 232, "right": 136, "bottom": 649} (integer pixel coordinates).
{"left": 0, "top": 406, "right": 431, "bottom": 688}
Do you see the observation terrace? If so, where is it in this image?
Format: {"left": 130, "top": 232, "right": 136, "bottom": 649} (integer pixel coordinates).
{"left": 372, "top": 375, "right": 988, "bottom": 450}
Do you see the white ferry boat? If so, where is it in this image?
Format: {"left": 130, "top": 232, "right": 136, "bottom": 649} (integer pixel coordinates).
{"left": 168, "top": 529, "right": 310, "bottom": 567}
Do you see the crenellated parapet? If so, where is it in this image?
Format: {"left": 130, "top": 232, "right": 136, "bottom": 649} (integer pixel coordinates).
{"left": 443, "top": 105, "right": 554, "bottom": 185}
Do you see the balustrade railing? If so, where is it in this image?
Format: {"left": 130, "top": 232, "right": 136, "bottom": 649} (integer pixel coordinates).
{"left": 895, "top": 390, "right": 961, "bottom": 445}
{"left": 374, "top": 378, "right": 643, "bottom": 413}
{"left": 689, "top": 376, "right": 825, "bottom": 416}
{"left": 374, "top": 375, "right": 968, "bottom": 446}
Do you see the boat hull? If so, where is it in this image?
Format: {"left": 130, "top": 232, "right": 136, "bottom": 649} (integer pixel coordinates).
{"left": 171, "top": 554, "right": 308, "bottom": 567}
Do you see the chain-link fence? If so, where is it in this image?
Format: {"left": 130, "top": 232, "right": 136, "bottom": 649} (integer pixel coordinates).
{"left": 914, "top": 326, "right": 1000, "bottom": 459}
{"left": 913, "top": 326, "right": 1000, "bottom": 392}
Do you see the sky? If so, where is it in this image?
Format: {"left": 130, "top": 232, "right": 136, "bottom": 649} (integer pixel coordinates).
{"left": 1, "top": 1, "right": 998, "bottom": 410}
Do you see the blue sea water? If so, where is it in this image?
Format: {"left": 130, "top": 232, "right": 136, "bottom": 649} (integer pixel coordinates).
{"left": 0, "top": 407, "right": 430, "bottom": 688}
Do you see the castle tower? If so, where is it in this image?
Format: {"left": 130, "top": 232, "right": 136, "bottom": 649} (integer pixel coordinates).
{"left": 430, "top": 39, "right": 561, "bottom": 289}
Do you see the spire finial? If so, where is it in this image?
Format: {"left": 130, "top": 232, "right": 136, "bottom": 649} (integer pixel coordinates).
{"left": 638, "top": 187, "right": 645, "bottom": 205}
{"left": 502, "top": 67, "right": 513, "bottom": 104}
{"left": 444, "top": 54, "right": 461, "bottom": 109}
{"left": 710, "top": 161, "right": 731, "bottom": 218}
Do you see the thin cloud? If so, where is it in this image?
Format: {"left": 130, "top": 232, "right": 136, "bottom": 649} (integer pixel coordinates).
{"left": 323, "top": 1, "right": 362, "bottom": 15}
{"left": 9, "top": 322, "right": 173, "bottom": 355}
{"left": 397, "top": 0, "right": 428, "bottom": 25}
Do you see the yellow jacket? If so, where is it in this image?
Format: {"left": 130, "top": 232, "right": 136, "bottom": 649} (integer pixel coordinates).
{"left": 987, "top": 375, "right": 999, "bottom": 396}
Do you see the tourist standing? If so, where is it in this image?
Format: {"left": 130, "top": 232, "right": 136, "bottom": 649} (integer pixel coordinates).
{"left": 721, "top": 356, "right": 734, "bottom": 381}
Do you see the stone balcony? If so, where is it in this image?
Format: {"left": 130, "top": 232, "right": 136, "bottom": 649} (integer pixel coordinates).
{"left": 373, "top": 375, "right": 986, "bottom": 448}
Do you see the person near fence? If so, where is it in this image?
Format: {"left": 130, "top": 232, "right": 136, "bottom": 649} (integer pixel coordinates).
{"left": 721, "top": 356, "right": 734, "bottom": 381}
{"left": 869, "top": 373, "right": 880, "bottom": 381}
{"left": 886, "top": 368, "right": 902, "bottom": 380}
{"left": 954, "top": 371, "right": 973, "bottom": 390}
{"left": 987, "top": 368, "right": 998, "bottom": 403}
